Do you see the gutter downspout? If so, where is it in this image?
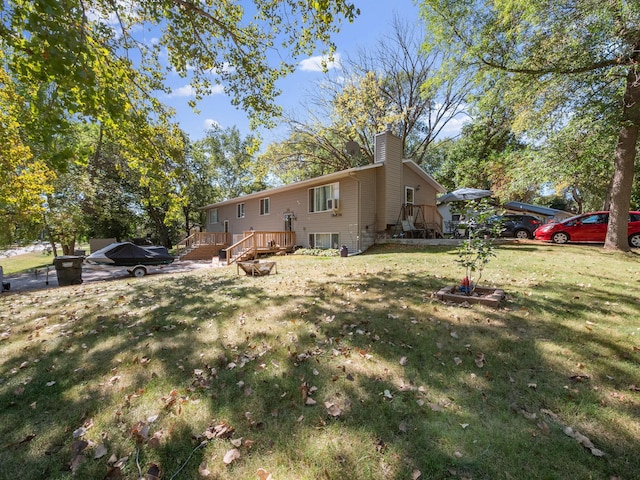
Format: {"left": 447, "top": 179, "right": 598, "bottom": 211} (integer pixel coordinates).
{"left": 349, "top": 172, "right": 361, "bottom": 253}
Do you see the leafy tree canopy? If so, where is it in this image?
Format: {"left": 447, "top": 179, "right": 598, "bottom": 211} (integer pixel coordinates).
{"left": 0, "top": 0, "right": 359, "bottom": 129}
{"left": 420, "top": 0, "right": 640, "bottom": 250}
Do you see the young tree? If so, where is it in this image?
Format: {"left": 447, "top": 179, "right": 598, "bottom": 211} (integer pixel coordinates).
{"left": 420, "top": 0, "right": 640, "bottom": 250}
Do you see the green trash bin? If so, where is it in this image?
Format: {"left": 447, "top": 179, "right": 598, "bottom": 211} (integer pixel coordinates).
{"left": 54, "top": 255, "right": 84, "bottom": 286}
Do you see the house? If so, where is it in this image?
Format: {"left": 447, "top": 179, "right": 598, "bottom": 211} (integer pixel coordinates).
{"left": 185, "top": 130, "right": 446, "bottom": 263}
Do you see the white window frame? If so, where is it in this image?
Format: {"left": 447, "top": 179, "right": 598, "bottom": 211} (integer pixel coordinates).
{"left": 237, "top": 203, "right": 245, "bottom": 218}
{"left": 405, "top": 186, "right": 415, "bottom": 205}
{"left": 260, "top": 197, "right": 270, "bottom": 216}
{"left": 209, "top": 209, "right": 219, "bottom": 224}
{"left": 308, "top": 233, "right": 340, "bottom": 249}
{"left": 309, "top": 182, "right": 339, "bottom": 213}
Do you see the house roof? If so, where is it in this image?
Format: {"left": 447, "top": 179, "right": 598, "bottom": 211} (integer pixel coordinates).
{"left": 503, "top": 201, "right": 570, "bottom": 217}
{"left": 201, "top": 160, "right": 445, "bottom": 209}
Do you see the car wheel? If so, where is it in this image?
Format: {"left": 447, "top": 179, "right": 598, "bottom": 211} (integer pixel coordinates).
{"left": 514, "top": 229, "right": 531, "bottom": 239}
{"left": 552, "top": 232, "right": 569, "bottom": 244}
{"left": 629, "top": 233, "right": 640, "bottom": 248}
{"left": 132, "top": 266, "right": 147, "bottom": 277}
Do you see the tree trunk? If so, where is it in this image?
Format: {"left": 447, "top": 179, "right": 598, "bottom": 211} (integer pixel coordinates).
{"left": 604, "top": 67, "right": 640, "bottom": 251}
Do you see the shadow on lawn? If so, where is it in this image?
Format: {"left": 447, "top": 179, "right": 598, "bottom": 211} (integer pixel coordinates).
{"left": 0, "top": 257, "right": 638, "bottom": 479}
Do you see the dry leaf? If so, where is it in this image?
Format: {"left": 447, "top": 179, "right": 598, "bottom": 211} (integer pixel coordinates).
{"left": 104, "top": 466, "right": 123, "bottom": 479}
{"left": 257, "top": 468, "right": 273, "bottom": 480}
{"left": 305, "top": 397, "right": 317, "bottom": 405}
{"left": 325, "top": 403, "right": 342, "bottom": 417}
{"left": 198, "top": 460, "right": 212, "bottom": 478}
{"left": 474, "top": 353, "right": 485, "bottom": 368}
{"left": 399, "top": 356, "right": 407, "bottom": 366}
{"left": 94, "top": 443, "right": 108, "bottom": 459}
{"left": 145, "top": 463, "right": 161, "bottom": 480}
{"left": 223, "top": 448, "right": 241, "bottom": 465}
{"left": 412, "top": 469, "right": 422, "bottom": 480}
{"left": 230, "top": 438, "right": 243, "bottom": 447}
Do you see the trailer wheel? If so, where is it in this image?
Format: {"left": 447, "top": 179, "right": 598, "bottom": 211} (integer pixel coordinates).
{"left": 131, "top": 266, "right": 147, "bottom": 277}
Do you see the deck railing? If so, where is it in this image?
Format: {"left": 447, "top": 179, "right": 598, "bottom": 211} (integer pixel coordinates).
{"left": 175, "top": 231, "right": 230, "bottom": 256}
{"left": 226, "top": 231, "right": 296, "bottom": 264}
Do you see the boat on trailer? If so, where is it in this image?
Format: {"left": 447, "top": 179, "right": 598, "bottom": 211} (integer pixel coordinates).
{"left": 85, "top": 242, "right": 175, "bottom": 277}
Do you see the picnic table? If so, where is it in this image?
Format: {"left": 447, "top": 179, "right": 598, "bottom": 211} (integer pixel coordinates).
{"left": 237, "top": 260, "right": 277, "bottom": 276}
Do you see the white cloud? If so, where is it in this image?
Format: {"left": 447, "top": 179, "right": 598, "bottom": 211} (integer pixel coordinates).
{"left": 298, "top": 53, "right": 342, "bottom": 72}
{"left": 210, "top": 84, "right": 225, "bottom": 95}
{"left": 204, "top": 119, "right": 221, "bottom": 130}
{"left": 170, "top": 85, "right": 195, "bottom": 97}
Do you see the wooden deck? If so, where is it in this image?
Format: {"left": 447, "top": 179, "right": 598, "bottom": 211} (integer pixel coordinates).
{"left": 226, "top": 231, "right": 296, "bottom": 264}
{"left": 176, "top": 231, "right": 295, "bottom": 263}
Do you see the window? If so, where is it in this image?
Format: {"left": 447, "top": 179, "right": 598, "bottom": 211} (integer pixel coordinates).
{"left": 581, "top": 213, "right": 607, "bottom": 224}
{"left": 405, "top": 186, "right": 415, "bottom": 205}
{"left": 237, "top": 203, "right": 245, "bottom": 218}
{"left": 260, "top": 198, "right": 270, "bottom": 215}
{"left": 209, "top": 209, "right": 218, "bottom": 224}
{"left": 308, "top": 233, "right": 339, "bottom": 249}
{"left": 309, "top": 182, "right": 339, "bottom": 212}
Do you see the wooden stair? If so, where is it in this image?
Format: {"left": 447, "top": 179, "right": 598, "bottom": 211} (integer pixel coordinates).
{"left": 180, "top": 244, "right": 225, "bottom": 261}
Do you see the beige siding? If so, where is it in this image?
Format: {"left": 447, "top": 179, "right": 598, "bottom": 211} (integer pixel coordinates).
{"left": 403, "top": 167, "right": 438, "bottom": 207}
{"left": 205, "top": 176, "right": 366, "bottom": 253}
{"left": 374, "top": 131, "right": 403, "bottom": 228}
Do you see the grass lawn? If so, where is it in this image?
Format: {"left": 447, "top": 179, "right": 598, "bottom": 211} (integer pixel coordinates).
{"left": 0, "top": 250, "right": 56, "bottom": 275}
{"left": 1, "top": 243, "right": 639, "bottom": 480}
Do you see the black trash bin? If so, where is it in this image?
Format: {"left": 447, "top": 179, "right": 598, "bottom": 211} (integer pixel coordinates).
{"left": 340, "top": 245, "right": 348, "bottom": 257}
{"left": 54, "top": 255, "right": 84, "bottom": 286}
{"left": 219, "top": 249, "right": 227, "bottom": 261}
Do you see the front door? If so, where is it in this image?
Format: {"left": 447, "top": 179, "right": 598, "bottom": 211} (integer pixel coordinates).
{"left": 284, "top": 213, "right": 294, "bottom": 232}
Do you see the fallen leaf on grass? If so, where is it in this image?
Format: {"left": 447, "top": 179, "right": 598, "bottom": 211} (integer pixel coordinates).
{"left": 257, "top": 468, "right": 273, "bottom": 480}
{"left": 94, "top": 443, "right": 108, "bottom": 459}
{"left": 412, "top": 469, "right": 422, "bottom": 480}
{"left": 70, "top": 440, "right": 88, "bottom": 473}
{"left": 399, "top": 356, "right": 407, "bottom": 366}
{"left": 198, "top": 460, "right": 212, "bottom": 478}
{"left": 223, "top": 448, "right": 241, "bottom": 465}
{"left": 145, "top": 463, "right": 161, "bottom": 479}
{"left": 564, "top": 427, "right": 605, "bottom": 457}
{"left": 104, "top": 466, "right": 123, "bottom": 479}
{"left": 474, "top": 353, "right": 485, "bottom": 368}
{"left": 325, "top": 402, "right": 343, "bottom": 417}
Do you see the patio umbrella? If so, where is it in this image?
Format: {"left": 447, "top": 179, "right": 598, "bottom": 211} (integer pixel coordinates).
{"left": 437, "top": 188, "right": 494, "bottom": 203}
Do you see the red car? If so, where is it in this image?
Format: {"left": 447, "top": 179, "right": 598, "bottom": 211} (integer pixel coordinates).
{"left": 534, "top": 211, "right": 640, "bottom": 247}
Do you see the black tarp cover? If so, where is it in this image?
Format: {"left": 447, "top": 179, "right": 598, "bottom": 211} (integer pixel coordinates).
{"left": 86, "top": 242, "right": 174, "bottom": 266}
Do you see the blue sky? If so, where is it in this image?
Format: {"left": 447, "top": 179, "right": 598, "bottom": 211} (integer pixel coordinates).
{"left": 160, "top": 1, "right": 428, "bottom": 143}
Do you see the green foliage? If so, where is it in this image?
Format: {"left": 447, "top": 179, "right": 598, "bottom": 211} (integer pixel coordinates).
{"left": 293, "top": 247, "right": 340, "bottom": 257}
{"left": 193, "top": 126, "right": 266, "bottom": 201}
{"left": 0, "top": 68, "right": 54, "bottom": 246}
{"left": 419, "top": 0, "right": 640, "bottom": 250}
{"left": 1, "top": 0, "right": 359, "bottom": 130}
